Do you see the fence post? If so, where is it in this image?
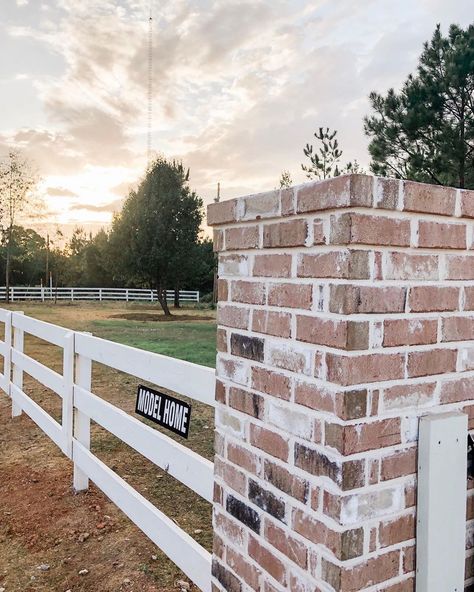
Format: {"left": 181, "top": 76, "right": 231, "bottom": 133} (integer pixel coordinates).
{"left": 99, "top": 288, "right": 103, "bottom": 302}
{"left": 11, "top": 312, "right": 24, "bottom": 418}
{"left": 73, "top": 335, "right": 92, "bottom": 492}
{"left": 71, "top": 288, "right": 74, "bottom": 302}
{"left": 126, "top": 288, "right": 129, "bottom": 302}
{"left": 62, "top": 331, "right": 74, "bottom": 458}
{"left": 2, "top": 311, "right": 12, "bottom": 395}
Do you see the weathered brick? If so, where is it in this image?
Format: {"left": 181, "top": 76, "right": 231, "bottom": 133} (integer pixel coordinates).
{"left": 251, "top": 367, "right": 291, "bottom": 400}
{"left": 229, "top": 387, "right": 264, "bottom": 419}
{"left": 226, "top": 495, "right": 261, "bottom": 534}
{"left": 263, "top": 460, "right": 308, "bottom": 503}
{"left": 296, "top": 174, "right": 372, "bottom": 213}
{"left": 216, "top": 329, "right": 227, "bottom": 354}
{"left": 379, "top": 514, "right": 416, "bottom": 547}
{"left": 226, "top": 548, "right": 261, "bottom": 590}
{"left": 461, "top": 188, "right": 474, "bottom": 218}
{"left": 403, "top": 180, "right": 456, "bottom": 216}
{"left": 213, "top": 229, "right": 224, "bottom": 251}
{"left": 264, "top": 519, "right": 308, "bottom": 569}
{"left": 384, "top": 252, "right": 439, "bottom": 280}
{"left": 375, "top": 177, "right": 401, "bottom": 210}
{"left": 250, "top": 424, "right": 289, "bottom": 461}
{"left": 252, "top": 310, "right": 291, "bottom": 338}
{"left": 313, "top": 219, "right": 326, "bottom": 244}
{"left": 326, "top": 418, "right": 401, "bottom": 454}
{"left": 212, "top": 559, "right": 242, "bottom": 592}
{"left": 248, "top": 536, "right": 287, "bottom": 585}
{"left": 208, "top": 199, "right": 238, "bottom": 225}
{"left": 215, "top": 457, "right": 247, "bottom": 496}
{"left": 230, "top": 333, "right": 265, "bottom": 362}
{"left": 268, "top": 283, "right": 312, "bottom": 309}
{"left": 408, "top": 286, "right": 459, "bottom": 312}
{"left": 440, "top": 376, "right": 474, "bottom": 404}
{"left": 382, "top": 382, "right": 436, "bottom": 411}
{"left": 241, "top": 190, "right": 279, "bottom": 221}
{"left": 218, "top": 305, "right": 249, "bottom": 330}
{"left": 296, "top": 316, "right": 369, "bottom": 350}
{"left": 383, "top": 318, "right": 438, "bottom": 347}
{"left": 407, "top": 348, "right": 457, "bottom": 378}
{"left": 253, "top": 254, "right": 292, "bottom": 278}
{"left": 267, "top": 343, "right": 311, "bottom": 375}
{"left": 330, "top": 212, "right": 410, "bottom": 247}
{"left": 326, "top": 352, "right": 405, "bottom": 386}
{"left": 442, "top": 316, "right": 474, "bottom": 341}
{"left": 249, "top": 480, "right": 286, "bottom": 522}
{"left": 418, "top": 220, "right": 466, "bottom": 249}
{"left": 263, "top": 219, "right": 307, "bottom": 248}
{"left": 294, "top": 381, "right": 336, "bottom": 415}
{"left": 322, "top": 550, "right": 400, "bottom": 591}
{"left": 219, "top": 254, "right": 250, "bottom": 276}
{"left": 227, "top": 442, "right": 260, "bottom": 474}
{"left": 464, "top": 287, "right": 474, "bottom": 310}
{"left": 446, "top": 255, "right": 474, "bottom": 280}
{"left": 329, "top": 285, "right": 406, "bottom": 314}
{"left": 280, "top": 187, "right": 295, "bottom": 216}
{"left": 381, "top": 448, "right": 417, "bottom": 481}
{"left": 232, "top": 280, "right": 265, "bottom": 305}
{"left": 298, "top": 250, "right": 370, "bottom": 279}
{"left": 225, "top": 226, "right": 259, "bottom": 250}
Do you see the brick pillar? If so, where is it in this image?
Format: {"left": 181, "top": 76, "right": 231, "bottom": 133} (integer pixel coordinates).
{"left": 208, "top": 174, "right": 474, "bottom": 592}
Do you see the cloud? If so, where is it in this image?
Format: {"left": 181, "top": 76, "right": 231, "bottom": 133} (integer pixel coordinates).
{"left": 46, "top": 186, "right": 78, "bottom": 197}
{"left": 69, "top": 198, "right": 124, "bottom": 213}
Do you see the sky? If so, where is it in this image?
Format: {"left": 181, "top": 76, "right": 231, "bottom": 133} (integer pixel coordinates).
{"left": 0, "top": 0, "right": 473, "bottom": 237}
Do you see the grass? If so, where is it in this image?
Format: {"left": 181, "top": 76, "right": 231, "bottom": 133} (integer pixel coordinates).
{"left": 91, "top": 319, "right": 217, "bottom": 367}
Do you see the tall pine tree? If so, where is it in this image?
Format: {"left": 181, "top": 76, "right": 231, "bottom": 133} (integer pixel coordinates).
{"left": 364, "top": 24, "right": 474, "bottom": 189}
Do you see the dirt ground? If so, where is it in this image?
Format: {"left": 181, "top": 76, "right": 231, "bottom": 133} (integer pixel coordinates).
{"left": 0, "top": 302, "right": 216, "bottom": 592}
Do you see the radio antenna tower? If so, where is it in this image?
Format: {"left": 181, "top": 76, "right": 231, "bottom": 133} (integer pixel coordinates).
{"left": 147, "top": 4, "right": 153, "bottom": 164}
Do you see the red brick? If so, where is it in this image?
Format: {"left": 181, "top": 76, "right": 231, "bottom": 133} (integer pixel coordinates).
{"left": 461, "top": 188, "right": 474, "bottom": 218}
{"left": 407, "top": 348, "right": 457, "bottom": 378}
{"left": 381, "top": 448, "right": 417, "bottom": 481}
{"left": 216, "top": 329, "right": 227, "bottom": 353}
{"left": 447, "top": 255, "right": 474, "bottom": 280}
{"left": 329, "top": 285, "right": 406, "bottom": 314}
{"left": 214, "top": 457, "right": 247, "bottom": 496}
{"left": 403, "top": 181, "right": 456, "bottom": 216}
{"left": 226, "top": 548, "right": 261, "bottom": 589}
{"left": 218, "top": 305, "right": 249, "bottom": 329}
{"left": 252, "top": 310, "right": 291, "bottom": 338}
{"left": 385, "top": 252, "right": 439, "bottom": 280}
{"left": 229, "top": 387, "right": 264, "bottom": 419}
{"left": 440, "top": 376, "right": 474, "bottom": 404}
{"left": 215, "top": 380, "right": 226, "bottom": 404}
{"left": 280, "top": 188, "right": 295, "bottom": 216}
{"left": 227, "top": 442, "right": 259, "bottom": 474}
{"left": 379, "top": 514, "right": 416, "bottom": 547}
{"left": 408, "top": 286, "right": 459, "bottom": 312}
{"left": 375, "top": 177, "right": 401, "bottom": 209}
{"left": 250, "top": 424, "right": 289, "bottom": 461}
{"left": 232, "top": 280, "right": 265, "bottom": 305}
{"left": 313, "top": 219, "right": 326, "bottom": 244}
{"left": 295, "top": 382, "right": 336, "bottom": 414}
{"left": 225, "top": 226, "right": 259, "bottom": 250}
{"left": 322, "top": 550, "right": 400, "bottom": 591}
{"left": 263, "top": 219, "right": 307, "bottom": 248}
{"left": 383, "top": 318, "right": 438, "bottom": 347}
{"left": 248, "top": 536, "right": 286, "bottom": 585}
{"left": 330, "top": 212, "right": 410, "bottom": 247}
{"left": 326, "top": 352, "right": 405, "bottom": 386}
{"left": 268, "top": 283, "right": 312, "bottom": 309}
{"left": 464, "top": 287, "right": 474, "bottom": 310}
{"left": 296, "top": 316, "right": 369, "bottom": 350}
{"left": 213, "top": 229, "right": 224, "bottom": 251}
{"left": 418, "top": 220, "right": 466, "bottom": 249}
{"left": 251, "top": 367, "right": 291, "bottom": 400}
{"left": 264, "top": 519, "right": 308, "bottom": 568}
{"left": 217, "top": 279, "right": 228, "bottom": 301}
{"left": 326, "top": 418, "right": 401, "bottom": 454}
{"left": 264, "top": 460, "right": 308, "bottom": 503}
{"left": 442, "top": 316, "right": 474, "bottom": 341}
{"left": 296, "top": 174, "right": 372, "bottom": 213}
{"left": 253, "top": 254, "right": 292, "bottom": 278}
{"left": 382, "top": 382, "right": 436, "bottom": 411}
{"left": 298, "top": 250, "right": 370, "bottom": 279}
{"left": 207, "top": 199, "right": 237, "bottom": 225}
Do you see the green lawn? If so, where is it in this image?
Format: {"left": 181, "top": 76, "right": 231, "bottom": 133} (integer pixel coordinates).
{"left": 91, "top": 319, "right": 217, "bottom": 368}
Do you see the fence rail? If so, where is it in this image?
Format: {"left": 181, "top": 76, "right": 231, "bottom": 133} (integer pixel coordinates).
{"left": 0, "top": 309, "right": 214, "bottom": 592}
{"left": 0, "top": 287, "right": 200, "bottom": 303}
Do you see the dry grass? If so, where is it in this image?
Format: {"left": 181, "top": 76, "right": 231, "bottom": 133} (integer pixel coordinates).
{"left": 0, "top": 302, "right": 216, "bottom": 592}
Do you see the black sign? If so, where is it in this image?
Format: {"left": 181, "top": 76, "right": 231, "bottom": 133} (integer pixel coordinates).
{"left": 135, "top": 384, "right": 191, "bottom": 439}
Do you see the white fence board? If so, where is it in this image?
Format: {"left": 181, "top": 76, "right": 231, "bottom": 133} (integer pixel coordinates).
{"left": 75, "top": 386, "right": 213, "bottom": 502}
{"left": 75, "top": 333, "right": 216, "bottom": 407}
{"left": 0, "top": 287, "right": 200, "bottom": 303}
{"left": 12, "top": 312, "right": 68, "bottom": 348}
{"left": 12, "top": 349, "right": 64, "bottom": 396}
{"left": 73, "top": 441, "right": 212, "bottom": 592}
{"left": 11, "top": 384, "right": 64, "bottom": 450}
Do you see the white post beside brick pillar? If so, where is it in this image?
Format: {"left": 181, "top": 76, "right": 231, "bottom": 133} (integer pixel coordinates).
{"left": 208, "top": 174, "right": 474, "bottom": 592}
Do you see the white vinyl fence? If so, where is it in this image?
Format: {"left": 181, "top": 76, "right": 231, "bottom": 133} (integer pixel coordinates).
{"left": 0, "top": 309, "right": 215, "bottom": 592}
{"left": 0, "top": 287, "right": 200, "bottom": 303}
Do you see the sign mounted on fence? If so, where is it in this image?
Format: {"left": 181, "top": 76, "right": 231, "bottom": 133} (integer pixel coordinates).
{"left": 135, "top": 385, "right": 191, "bottom": 438}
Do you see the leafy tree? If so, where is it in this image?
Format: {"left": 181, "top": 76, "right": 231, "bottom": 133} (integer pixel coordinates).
{"left": 0, "top": 226, "right": 46, "bottom": 286}
{"left": 364, "top": 24, "right": 474, "bottom": 188}
{"left": 279, "top": 170, "right": 293, "bottom": 188}
{"left": 109, "top": 157, "right": 204, "bottom": 315}
{"left": 0, "top": 151, "right": 41, "bottom": 301}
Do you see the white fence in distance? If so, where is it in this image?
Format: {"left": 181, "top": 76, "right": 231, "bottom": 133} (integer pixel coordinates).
{"left": 0, "top": 309, "right": 215, "bottom": 592}
{"left": 0, "top": 286, "right": 200, "bottom": 303}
